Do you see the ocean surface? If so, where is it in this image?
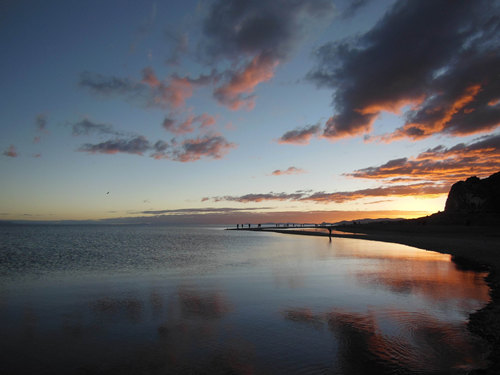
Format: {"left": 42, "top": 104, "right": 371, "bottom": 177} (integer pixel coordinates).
{"left": 0, "top": 224, "right": 490, "bottom": 374}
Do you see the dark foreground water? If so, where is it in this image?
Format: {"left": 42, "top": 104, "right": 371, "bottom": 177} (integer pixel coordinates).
{"left": 0, "top": 225, "right": 490, "bottom": 374}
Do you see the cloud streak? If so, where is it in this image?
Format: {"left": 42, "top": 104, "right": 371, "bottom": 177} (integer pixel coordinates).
{"left": 71, "top": 119, "right": 123, "bottom": 136}
{"left": 271, "top": 166, "right": 306, "bottom": 176}
{"left": 277, "top": 124, "right": 321, "bottom": 145}
{"left": 79, "top": 136, "right": 151, "bottom": 155}
{"left": 308, "top": 0, "right": 500, "bottom": 141}
{"left": 207, "top": 182, "right": 448, "bottom": 205}
{"left": 79, "top": 132, "right": 236, "bottom": 162}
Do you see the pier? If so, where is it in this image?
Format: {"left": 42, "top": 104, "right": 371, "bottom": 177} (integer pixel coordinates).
{"left": 229, "top": 223, "right": 337, "bottom": 239}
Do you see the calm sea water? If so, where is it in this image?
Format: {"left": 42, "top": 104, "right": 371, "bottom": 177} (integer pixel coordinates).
{"left": 0, "top": 224, "right": 490, "bottom": 374}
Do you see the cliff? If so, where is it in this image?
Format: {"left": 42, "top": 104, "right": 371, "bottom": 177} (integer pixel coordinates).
{"left": 444, "top": 172, "right": 500, "bottom": 214}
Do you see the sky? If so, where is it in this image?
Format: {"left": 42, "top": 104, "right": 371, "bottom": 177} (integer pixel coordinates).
{"left": 1, "top": 0, "right": 499, "bottom": 224}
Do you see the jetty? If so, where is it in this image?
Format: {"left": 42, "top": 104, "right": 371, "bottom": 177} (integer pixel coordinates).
{"left": 228, "top": 223, "right": 338, "bottom": 238}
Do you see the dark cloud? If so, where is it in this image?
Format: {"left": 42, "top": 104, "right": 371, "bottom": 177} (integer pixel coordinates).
{"left": 71, "top": 119, "right": 122, "bottom": 136}
{"left": 202, "top": 0, "right": 334, "bottom": 109}
{"left": 348, "top": 133, "right": 500, "bottom": 183}
{"left": 277, "top": 124, "right": 321, "bottom": 144}
{"left": 3, "top": 144, "right": 18, "bottom": 158}
{"left": 309, "top": 0, "right": 500, "bottom": 140}
{"left": 202, "top": 0, "right": 334, "bottom": 61}
{"left": 173, "top": 133, "right": 236, "bottom": 162}
{"left": 79, "top": 136, "right": 151, "bottom": 155}
{"left": 341, "top": 0, "right": 370, "bottom": 18}
{"left": 79, "top": 71, "right": 140, "bottom": 96}
{"left": 79, "top": 132, "right": 236, "bottom": 162}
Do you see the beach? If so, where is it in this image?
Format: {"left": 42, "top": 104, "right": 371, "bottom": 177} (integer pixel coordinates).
{"left": 236, "top": 222, "right": 500, "bottom": 374}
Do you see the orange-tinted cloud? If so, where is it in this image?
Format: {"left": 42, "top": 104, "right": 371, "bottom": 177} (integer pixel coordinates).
{"left": 309, "top": 1, "right": 500, "bottom": 141}
{"left": 3, "top": 144, "right": 18, "bottom": 158}
{"left": 213, "top": 55, "right": 278, "bottom": 110}
{"left": 207, "top": 182, "right": 447, "bottom": 204}
{"left": 271, "top": 166, "right": 306, "bottom": 176}
{"left": 302, "top": 183, "right": 448, "bottom": 203}
{"left": 348, "top": 133, "right": 500, "bottom": 183}
{"left": 381, "top": 84, "right": 485, "bottom": 141}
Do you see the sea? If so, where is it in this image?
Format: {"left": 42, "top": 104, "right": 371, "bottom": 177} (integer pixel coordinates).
{"left": 0, "top": 224, "right": 491, "bottom": 374}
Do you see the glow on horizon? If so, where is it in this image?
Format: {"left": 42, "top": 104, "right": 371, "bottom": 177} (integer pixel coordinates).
{"left": 1, "top": 1, "right": 499, "bottom": 223}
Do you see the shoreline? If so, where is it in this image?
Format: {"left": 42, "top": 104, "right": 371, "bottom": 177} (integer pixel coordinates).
{"left": 230, "top": 224, "right": 500, "bottom": 374}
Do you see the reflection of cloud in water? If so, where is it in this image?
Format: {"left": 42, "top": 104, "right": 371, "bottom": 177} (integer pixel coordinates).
{"left": 355, "top": 260, "right": 490, "bottom": 309}
{"left": 283, "top": 307, "right": 488, "bottom": 374}
{"left": 177, "top": 287, "right": 232, "bottom": 319}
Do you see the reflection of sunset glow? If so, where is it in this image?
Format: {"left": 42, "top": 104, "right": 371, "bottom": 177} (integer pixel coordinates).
{"left": 284, "top": 307, "right": 488, "bottom": 373}
{"left": 335, "top": 239, "right": 452, "bottom": 262}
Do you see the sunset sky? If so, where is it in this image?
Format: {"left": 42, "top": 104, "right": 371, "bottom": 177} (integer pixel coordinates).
{"left": 1, "top": 0, "right": 499, "bottom": 223}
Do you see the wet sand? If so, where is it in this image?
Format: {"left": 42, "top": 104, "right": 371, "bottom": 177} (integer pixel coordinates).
{"left": 232, "top": 223, "right": 500, "bottom": 374}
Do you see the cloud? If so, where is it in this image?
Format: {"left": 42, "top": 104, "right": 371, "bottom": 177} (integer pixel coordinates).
{"left": 348, "top": 133, "right": 500, "bottom": 183}
{"left": 211, "top": 192, "right": 306, "bottom": 203}
{"left": 302, "top": 183, "right": 448, "bottom": 203}
{"left": 79, "top": 132, "right": 236, "bottom": 162}
{"left": 138, "top": 207, "right": 273, "bottom": 215}
{"left": 162, "top": 113, "right": 217, "bottom": 135}
{"left": 202, "top": 0, "right": 335, "bottom": 109}
{"left": 213, "top": 55, "right": 277, "bottom": 110}
{"left": 79, "top": 136, "right": 151, "bottom": 155}
{"left": 277, "top": 124, "right": 321, "bottom": 145}
{"left": 173, "top": 133, "right": 236, "bottom": 162}
{"left": 308, "top": 0, "right": 500, "bottom": 140}
{"left": 71, "top": 119, "right": 122, "bottom": 136}
{"left": 207, "top": 183, "right": 447, "bottom": 204}
{"left": 3, "top": 145, "right": 18, "bottom": 157}
{"left": 35, "top": 114, "right": 47, "bottom": 132}
{"left": 341, "top": 0, "right": 370, "bottom": 18}
{"left": 80, "top": 69, "right": 216, "bottom": 110}
{"left": 271, "top": 166, "right": 306, "bottom": 176}
{"left": 165, "top": 30, "right": 189, "bottom": 66}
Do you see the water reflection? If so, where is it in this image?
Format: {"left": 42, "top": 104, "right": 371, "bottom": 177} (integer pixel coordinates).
{"left": 283, "top": 307, "right": 488, "bottom": 374}
{"left": 0, "top": 226, "right": 491, "bottom": 374}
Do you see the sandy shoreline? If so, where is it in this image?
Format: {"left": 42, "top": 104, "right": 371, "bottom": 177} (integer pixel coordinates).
{"left": 230, "top": 223, "right": 500, "bottom": 374}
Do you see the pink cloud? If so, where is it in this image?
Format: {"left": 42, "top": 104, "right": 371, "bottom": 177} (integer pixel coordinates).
{"left": 142, "top": 67, "right": 161, "bottom": 87}
{"left": 214, "top": 55, "right": 278, "bottom": 110}
{"left": 3, "top": 145, "right": 18, "bottom": 158}
{"left": 162, "top": 113, "right": 218, "bottom": 135}
{"left": 271, "top": 166, "right": 306, "bottom": 176}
